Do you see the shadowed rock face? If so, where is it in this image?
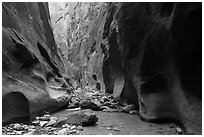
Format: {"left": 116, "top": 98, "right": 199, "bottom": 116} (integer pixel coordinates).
{"left": 3, "top": 92, "right": 30, "bottom": 125}
{"left": 2, "top": 2, "right": 201, "bottom": 135}
{"left": 2, "top": 2, "right": 71, "bottom": 124}
{"left": 102, "top": 2, "right": 201, "bottom": 134}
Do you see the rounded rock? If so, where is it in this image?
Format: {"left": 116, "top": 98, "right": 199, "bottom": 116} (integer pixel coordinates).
{"left": 77, "top": 126, "right": 83, "bottom": 131}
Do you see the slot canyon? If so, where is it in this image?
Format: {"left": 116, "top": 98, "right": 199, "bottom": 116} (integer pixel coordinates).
{"left": 2, "top": 2, "right": 202, "bottom": 135}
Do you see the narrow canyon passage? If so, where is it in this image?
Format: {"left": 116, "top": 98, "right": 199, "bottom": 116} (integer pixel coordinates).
{"left": 2, "top": 2, "right": 202, "bottom": 135}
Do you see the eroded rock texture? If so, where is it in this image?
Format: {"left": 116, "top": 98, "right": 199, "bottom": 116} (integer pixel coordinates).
{"left": 2, "top": 2, "right": 71, "bottom": 124}
{"left": 102, "top": 2, "right": 201, "bottom": 134}
{"left": 2, "top": 2, "right": 202, "bottom": 135}
{"left": 48, "top": 2, "right": 107, "bottom": 90}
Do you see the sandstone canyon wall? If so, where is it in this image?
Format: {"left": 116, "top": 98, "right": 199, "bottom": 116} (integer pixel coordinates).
{"left": 2, "top": 2, "right": 71, "bottom": 124}
{"left": 102, "top": 3, "right": 202, "bottom": 134}
{"left": 2, "top": 2, "right": 202, "bottom": 134}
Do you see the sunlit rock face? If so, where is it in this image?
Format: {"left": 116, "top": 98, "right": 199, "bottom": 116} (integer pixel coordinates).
{"left": 2, "top": 2, "right": 71, "bottom": 124}
{"left": 103, "top": 2, "right": 201, "bottom": 134}
{"left": 48, "top": 2, "right": 107, "bottom": 90}
{"left": 2, "top": 2, "right": 201, "bottom": 134}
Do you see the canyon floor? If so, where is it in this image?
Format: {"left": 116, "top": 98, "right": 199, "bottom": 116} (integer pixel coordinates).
{"left": 52, "top": 109, "right": 179, "bottom": 135}
{"left": 2, "top": 87, "right": 181, "bottom": 135}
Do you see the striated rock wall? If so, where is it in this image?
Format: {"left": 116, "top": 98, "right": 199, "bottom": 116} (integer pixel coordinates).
{"left": 2, "top": 2, "right": 202, "bottom": 134}
{"left": 47, "top": 3, "right": 202, "bottom": 134}
{"left": 2, "top": 2, "right": 71, "bottom": 124}
{"left": 48, "top": 2, "right": 107, "bottom": 90}
{"left": 102, "top": 2, "right": 201, "bottom": 134}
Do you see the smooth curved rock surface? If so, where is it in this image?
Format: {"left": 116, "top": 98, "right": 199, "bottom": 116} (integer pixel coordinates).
{"left": 2, "top": 2, "right": 202, "bottom": 135}
{"left": 102, "top": 2, "right": 201, "bottom": 134}
{"left": 53, "top": 109, "right": 98, "bottom": 127}
{"left": 2, "top": 2, "right": 71, "bottom": 124}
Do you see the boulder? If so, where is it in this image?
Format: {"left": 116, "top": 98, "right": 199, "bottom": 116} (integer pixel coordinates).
{"left": 79, "top": 100, "right": 101, "bottom": 111}
{"left": 67, "top": 99, "right": 80, "bottom": 109}
{"left": 46, "top": 119, "right": 57, "bottom": 127}
{"left": 77, "top": 126, "right": 83, "bottom": 131}
{"left": 39, "top": 121, "right": 48, "bottom": 127}
{"left": 54, "top": 109, "right": 98, "bottom": 127}
{"left": 57, "top": 128, "right": 69, "bottom": 135}
{"left": 39, "top": 114, "right": 51, "bottom": 121}
{"left": 2, "top": 2, "right": 201, "bottom": 135}
{"left": 121, "top": 104, "right": 136, "bottom": 113}
{"left": 13, "top": 123, "right": 24, "bottom": 131}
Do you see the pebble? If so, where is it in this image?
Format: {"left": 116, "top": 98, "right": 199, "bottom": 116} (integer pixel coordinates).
{"left": 99, "top": 99, "right": 105, "bottom": 104}
{"left": 102, "top": 108, "right": 119, "bottom": 112}
{"left": 35, "top": 117, "right": 40, "bottom": 120}
{"left": 158, "top": 127, "right": 163, "bottom": 130}
{"left": 70, "top": 125, "right": 77, "bottom": 130}
{"left": 62, "top": 124, "right": 71, "bottom": 128}
{"left": 45, "top": 126, "right": 52, "bottom": 130}
{"left": 8, "top": 126, "right": 12, "bottom": 129}
{"left": 77, "top": 126, "right": 83, "bottom": 131}
{"left": 169, "top": 124, "right": 174, "bottom": 128}
{"left": 2, "top": 121, "right": 77, "bottom": 135}
{"left": 109, "top": 104, "right": 118, "bottom": 109}
{"left": 32, "top": 120, "right": 40, "bottom": 125}
{"left": 104, "top": 102, "right": 111, "bottom": 106}
{"left": 22, "top": 125, "right": 29, "bottom": 130}
{"left": 39, "top": 121, "right": 48, "bottom": 127}
{"left": 62, "top": 125, "right": 66, "bottom": 128}
{"left": 15, "top": 131, "right": 23, "bottom": 135}
{"left": 28, "top": 128, "right": 36, "bottom": 132}
{"left": 113, "top": 128, "right": 120, "bottom": 131}
{"left": 29, "top": 125, "right": 35, "bottom": 129}
{"left": 93, "top": 92, "right": 100, "bottom": 96}
{"left": 39, "top": 114, "right": 50, "bottom": 121}
{"left": 50, "top": 117, "right": 58, "bottom": 121}
{"left": 46, "top": 119, "right": 57, "bottom": 126}
{"left": 122, "top": 104, "right": 136, "bottom": 113}
{"left": 13, "top": 123, "right": 24, "bottom": 131}
{"left": 157, "top": 130, "right": 163, "bottom": 134}
{"left": 53, "top": 131, "right": 57, "bottom": 135}
{"left": 129, "top": 110, "right": 138, "bottom": 115}
{"left": 102, "top": 96, "right": 109, "bottom": 102}
{"left": 44, "top": 114, "right": 51, "bottom": 117}
{"left": 10, "top": 132, "right": 15, "bottom": 135}
{"left": 76, "top": 97, "right": 81, "bottom": 102}
{"left": 23, "top": 131, "right": 34, "bottom": 135}
{"left": 109, "top": 125, "right": 114, "bottom": 127}
{"left": 176, "top": 127, "right": 183, "bottom": 134}
{"left": 65, "top": 124, "right": 71, "bottom": 128}
{"left": 57, "top": 128, "right": 68, "bottom": 135}
{"left": 106, "top": 127, "right": 112, "bottom": 130}
{"left": 70, "top": 129, "right": 77, "bottom": 133}
{"left": 101, "top": 106, "right": 109, "bottom": 110}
